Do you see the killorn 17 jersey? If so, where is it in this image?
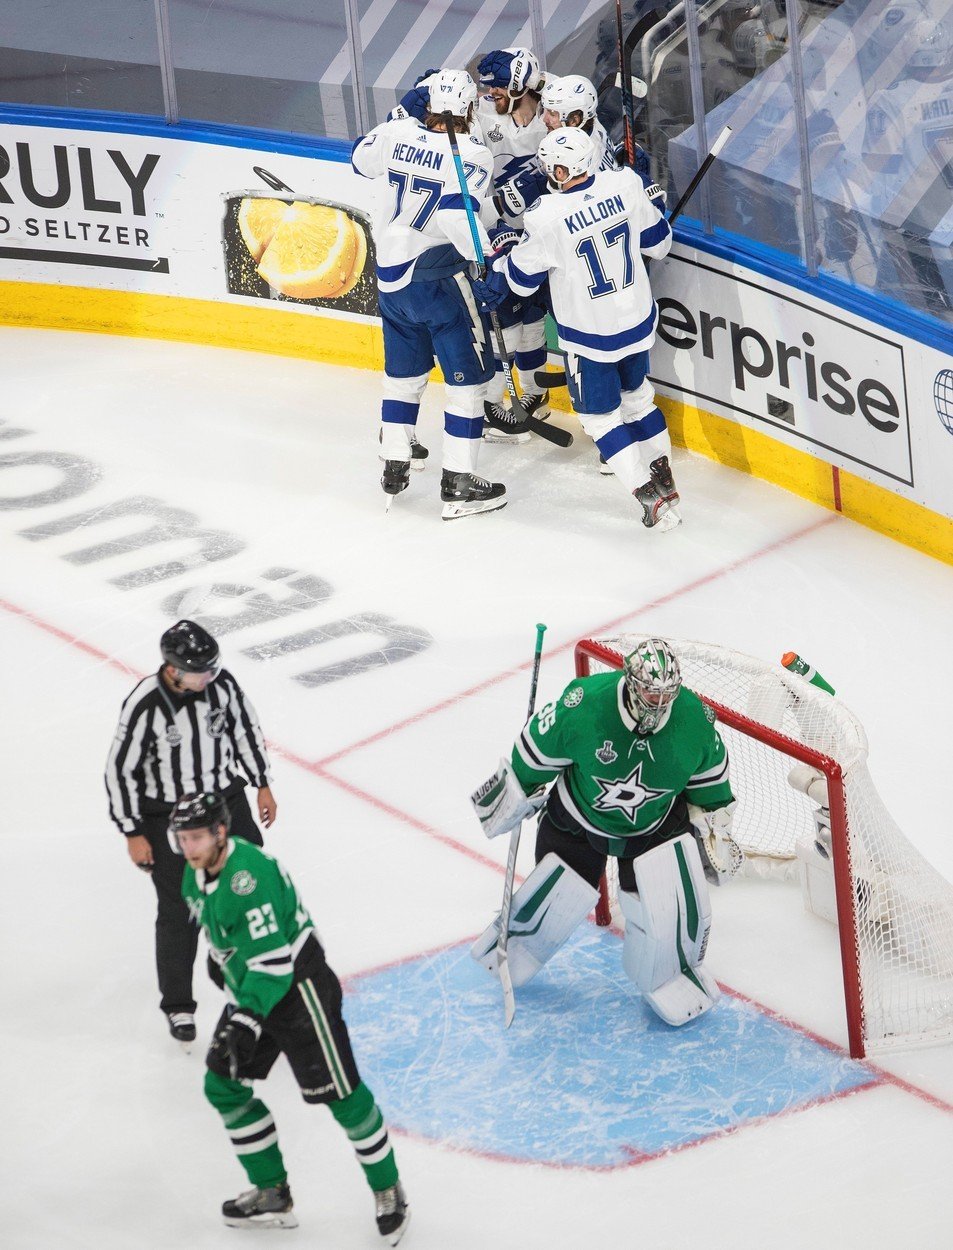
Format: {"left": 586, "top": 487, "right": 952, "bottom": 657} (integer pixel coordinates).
{"left": 498, "top": 164, "right": 672, "bottom": 362}
{"left": 182, "top": 838, "right": 315, "bottom": 1018}
{"left": 351, "top": 117, "right": 495, "bottom": 291}
{"left": 511, "top": 671, "right": 734, "bottom": 855}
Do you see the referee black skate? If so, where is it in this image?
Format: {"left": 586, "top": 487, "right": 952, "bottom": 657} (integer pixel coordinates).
{"left": 105, "top": 619, "right": 278, "bottom": 1043}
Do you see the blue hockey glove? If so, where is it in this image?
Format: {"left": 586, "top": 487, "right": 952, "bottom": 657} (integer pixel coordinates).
{"left": 472, "top": 266, "right": 512, "bottom": 312}
{"left": 496, "top": 166, "right": 548, "bottom": 220}
{"left": 487, "top": 222, "right": 521, "bottom": 260}
{"left": 393, "top": 68, "right": 439, "bottom": 121}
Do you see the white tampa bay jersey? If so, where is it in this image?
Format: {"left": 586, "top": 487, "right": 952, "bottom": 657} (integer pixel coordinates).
{"left": 500, "top": 166, "right": 672, "bottom": 362}
{"left": 589, "top": 118, "right": 618, "bottom": 174}
{"left": 351, "top": 118, "right": 494, "bottom": 292}
{"left": 475, "top": 96, "right": 548, "bottom": 189}
{"left": 862, "top": 76, "right": 953, "bottom": 241}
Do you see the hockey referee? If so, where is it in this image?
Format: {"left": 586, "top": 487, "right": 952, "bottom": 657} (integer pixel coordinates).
{"left": 105, "top": 619, "right": 277, "bottom": 1043}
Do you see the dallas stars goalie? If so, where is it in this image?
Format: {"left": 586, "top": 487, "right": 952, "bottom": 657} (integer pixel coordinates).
{"left": 470, "top": 638, "right": 741, "bottom": 1026}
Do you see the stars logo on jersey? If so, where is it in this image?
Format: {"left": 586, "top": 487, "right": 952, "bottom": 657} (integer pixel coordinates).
{"left": 207, "top": 709, "right": 227, "bottom": 737}
{"left": 592, "top": 761, "right": 666, "bottom": 821}
{"left": 703, "top": 703, "right": 716, "bottom": 724}
{"left": 231, "top": 870, "right": 257, "bottom": 896}
{"left": 563, "top": 686, "right": 584, "bottom": 708}
{"left": 595, "top": 740, "right": 617, "bottom": 764}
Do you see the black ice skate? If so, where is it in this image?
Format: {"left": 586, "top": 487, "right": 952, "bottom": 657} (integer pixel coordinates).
{"left": 165, "top": 1011, "right": 196, "bottom": 1046}
{"left": 409, "top": 437, "right": 429, "bottom": 470}
{"left": 519, "top": 389, "right": 550, "bottom": 421}
{"left": 381, "top": 460, "right": 410, "bottom": 511}
{"left": 598, "top": 453, "right": 614, "bottom": 476}
{"left": 633, "top": 478, "right": 680, "bottom": 532}
{"left": 440, "top": 470, "right": 507, "bottom": 520}
{"left": 222, "top": 1182, "right": 298, "bottom": 1229}
{"left": 374, "top": 1181, "right": 410, "bottom": 1245}
{"left": 483, "top": 399, "right": 530, "bottom": 444}
{"left": 650, "top": 454, "right": 680, "bottom": 508}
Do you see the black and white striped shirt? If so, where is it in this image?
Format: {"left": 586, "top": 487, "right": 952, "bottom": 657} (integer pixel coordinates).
{"left": 105, "top": 668, "right": 272, "bottom": 835}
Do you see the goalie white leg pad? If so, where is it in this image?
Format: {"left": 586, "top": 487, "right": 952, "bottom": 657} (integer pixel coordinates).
{"left": 643, "top": 965, "right": 721, "bottom": 1026}
{"left": 470, "top": 853, "right": 598, "bottom": 988}
{"left": 620, "top": 834, "right": 720, "bottom": 1024}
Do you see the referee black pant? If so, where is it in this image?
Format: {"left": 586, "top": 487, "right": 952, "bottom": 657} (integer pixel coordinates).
{"left": 140, "top": 786, "right": 262, "bottom": 1015}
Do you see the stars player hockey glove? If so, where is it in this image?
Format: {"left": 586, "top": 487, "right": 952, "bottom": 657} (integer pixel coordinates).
{"left": 213, "top": 1009, "right": 263, "bottom": 1079}
{"left": 471, "top": 759, "right": 546, "bottom": 839}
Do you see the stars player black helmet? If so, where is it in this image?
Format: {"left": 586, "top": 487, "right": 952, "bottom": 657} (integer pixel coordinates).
{"left": 160, "top": 619, "right": 220, "bottom": 674}
{"left": 169, "top": 791, "right": 231, "bottom": 836}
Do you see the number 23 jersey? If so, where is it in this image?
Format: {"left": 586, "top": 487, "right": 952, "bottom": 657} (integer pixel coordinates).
{"left": 182, "top": 838, "right": 315, "bottom": 1018}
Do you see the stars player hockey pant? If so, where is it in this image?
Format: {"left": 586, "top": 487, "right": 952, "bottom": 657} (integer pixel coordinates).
{"left": 204, "top": 936, "right": 399, "bottom": 1195}
{"left": 142, "top": 783, "right": 262, "bottom": 1015}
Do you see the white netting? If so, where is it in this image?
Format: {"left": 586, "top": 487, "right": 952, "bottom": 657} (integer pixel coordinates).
{"left": 580, "top": 636, "right": 953, "bottom": 1055}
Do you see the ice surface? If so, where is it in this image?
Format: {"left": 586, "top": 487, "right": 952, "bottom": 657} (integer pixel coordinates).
{"left": 2, "top": 326, "right": 952, "bottom": 1249}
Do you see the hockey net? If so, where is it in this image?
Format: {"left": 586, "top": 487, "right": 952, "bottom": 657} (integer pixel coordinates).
{"left": 575, "top": 636, "right": 953, "bottom": 1058}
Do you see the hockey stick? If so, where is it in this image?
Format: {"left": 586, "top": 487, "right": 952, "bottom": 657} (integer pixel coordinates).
{"left": 497, "top": 622, "right": 547, "bottom": 1028}
{"left": 595, "top": 8, "right": 661, "bottom": 103}
{"left": 534, "top": 124, "right": 733, "bottom": 392}
{"left": 442, "top": 111, "right": 573, "bottom": 449}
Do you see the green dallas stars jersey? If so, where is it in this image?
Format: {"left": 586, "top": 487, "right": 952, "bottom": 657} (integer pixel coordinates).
{"left": 182, "top": 838, "right": 315, "bottom": 1019}
{"left": 511, "top": 671, "right": 733, "bottom": 853}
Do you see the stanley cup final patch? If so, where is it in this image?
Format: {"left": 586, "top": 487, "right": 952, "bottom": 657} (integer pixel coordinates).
{"left": 595, "top": 740, "right": 618, "bottom": 764}
{"left": 231, "top": 870, "right": 257, "bottom": 896}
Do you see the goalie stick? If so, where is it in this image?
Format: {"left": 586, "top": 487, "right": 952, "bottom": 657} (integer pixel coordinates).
{"left": 442, "top": 113, "right": 573, "bottom": 450}
{"left": 534, "top": 125, "right": 733, "bottom": 392}
{"left": 497, "top": 622, "right": 547, "bottom": 1027}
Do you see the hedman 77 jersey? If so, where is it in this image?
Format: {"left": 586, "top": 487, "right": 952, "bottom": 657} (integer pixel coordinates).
{"left": 182, "top": 838, "right": 315, "bottom": 1018}
{"left": 510, "top": 671, "right": 733, "bottom": 851}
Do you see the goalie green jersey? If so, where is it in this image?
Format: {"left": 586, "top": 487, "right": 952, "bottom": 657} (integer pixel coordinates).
{"left": 511, "top": 671, "right": 733, "bottom": 852}
{"left": 182, "top": 838, "right": 315, "bottom": 1019}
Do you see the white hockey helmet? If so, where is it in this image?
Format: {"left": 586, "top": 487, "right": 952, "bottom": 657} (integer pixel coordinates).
{"left": 537, "top": 127, "right": 595, "bottom": 187}
{"left": 540, "top": 74, "right": 599, "bottom": 126}
{"left": 424, "top": 69, "right": 478, "bottom": 119}
{"left": 622, "top": 638, "right": 682, "bottom": 734}
{"left": 909, "top": 16, "right": 952, "bottom": 69}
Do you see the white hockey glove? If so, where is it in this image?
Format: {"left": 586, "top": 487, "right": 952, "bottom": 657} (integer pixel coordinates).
{"left": 788, "top": 765, "right": 832, "bottom": 859}
{"left": 688, "top": 801, "right": 743, "bottom": 885}
{"left": 471, "top": 759, "right": 545, "bottom": 840}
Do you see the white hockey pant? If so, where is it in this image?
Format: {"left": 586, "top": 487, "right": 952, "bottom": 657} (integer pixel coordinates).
{"left": 470, "top": 853, "right": 599, "bottom": 987}
{"left": 380, "top": 372, "right": 429, "bottom": 461}
{"left": 486, "top": 319, "right": 547, "bottom": 403}
{"left": 619, "top": 833, "right": 721, "bottom": 1025}
{"left": 579, "top": 380, "right": 672, "bottom": 492}
{"left": 443, "top": 382, "right": 487, "bottom": 473}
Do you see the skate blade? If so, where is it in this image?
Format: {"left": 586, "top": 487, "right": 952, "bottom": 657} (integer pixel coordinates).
{"left": 652, "top": 507, "right": 682, "bottom": 533}
{"left": 482, "top": 431, "right": 531, "bottom": 445}
{"left": 176, "top": 1039, "right": 194, "bottom": 1054}
{"left": 223, "top": 1211, "right": 299, "bottom": 1230}
{"left": 441, "top": 497, "right": 508, "bottom": 521}
{"left": 410, "top": 459, "right": 427, "bottom": 471}
{"left": 386, "top": 1208, "right": 411, "bottom": 1246}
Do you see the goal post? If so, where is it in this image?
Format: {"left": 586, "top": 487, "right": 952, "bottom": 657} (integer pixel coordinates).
{"left": 574, "top": 636, "right": 953, "bottom": 1060}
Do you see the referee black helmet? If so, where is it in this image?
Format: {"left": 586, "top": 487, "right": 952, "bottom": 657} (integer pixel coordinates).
{"left": 161, "top": 619, "right": 220, "bottom": 673}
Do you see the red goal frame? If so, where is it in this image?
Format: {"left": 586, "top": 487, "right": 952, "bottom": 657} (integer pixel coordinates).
{"left": 574, "top": 639, "right": 867, "bottom": 1058}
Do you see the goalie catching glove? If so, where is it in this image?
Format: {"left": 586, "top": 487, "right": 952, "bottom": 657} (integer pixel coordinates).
{"left": 688, "top": 801, "right": 743, "bottom": 885}
{"left": 471, "top": 759, "right": 546, "bottom": 839}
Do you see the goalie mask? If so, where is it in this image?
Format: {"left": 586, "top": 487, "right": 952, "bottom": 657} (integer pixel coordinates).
{"left": 425, "top": 69, "right": 478, "bottom": 120}
{"left": 538, "top": 127, "right": 595, "bottom": 188}
{"left": 540, "top": 74, "right": 598, "bottom": 128}
{"left": 623, "top": 638, "right": 682, "bottom": 734}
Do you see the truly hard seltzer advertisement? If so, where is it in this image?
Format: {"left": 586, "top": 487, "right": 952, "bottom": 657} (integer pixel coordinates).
{"left": 651, "top": 246, "right": 915, "bottom": 488}
{"left": 0, "top": 121, "right": 378, "bottom": 318}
